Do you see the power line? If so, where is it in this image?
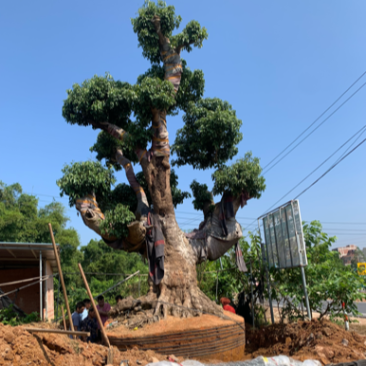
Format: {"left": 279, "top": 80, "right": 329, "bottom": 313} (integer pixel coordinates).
{"left": 319, "top": 221, "right": 366, "bottom": 225}
{"left": 242, "top": 136, "right": 366, "bottom": 237}
{"left": 322, "top": 229, "right": 366, "bottom": 232}
{"left": 334, "top": 127, "right": 366, "bottom": 164}
{"left": 264, "top": 124, "right": 366, "bottom": 212}
{"left": 326, "top": 233, "right": 366, "bottom": 236}
{"left": 295, "top": 137, "right": 366, "bottom": 199}
{"left": 262, "top": 71, "right": 366, "bottom": 173}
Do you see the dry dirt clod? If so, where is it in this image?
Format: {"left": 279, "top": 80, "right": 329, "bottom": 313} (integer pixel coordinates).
{"left": 341, "top": 338, "right": 349, "bottom": 346}
{"left": 4, "top": 349, "right": 14, "bottom": 361}
{"left": 4, "top": 331, "right": 16, "bottom": 344}
{"left": 322, "top": 328, "right": 331, "bottom": 337}
{"left": 315, "top": 332, "right": 323, "bottom": 340}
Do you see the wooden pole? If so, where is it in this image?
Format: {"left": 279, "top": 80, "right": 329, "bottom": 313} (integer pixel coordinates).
{"left": 78, "top": 263, "right": 110, "bottom": 347}
{"left": 61, "top": 305, "right": 67, "bottom": 331}
{"left": 25, "top": 328, "right": 89, "bottom": 336}
{"left": 48, "top": 223, "right": 74, "bottom": 332}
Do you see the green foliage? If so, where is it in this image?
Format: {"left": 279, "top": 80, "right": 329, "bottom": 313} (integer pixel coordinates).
{"left": 351, "top": 248, "right": 366, "bottom": 271}
{"left": 212, "top": 152, "right": 266, "bottom": 198}
{"left": 169, "top": 169, "right": 191, "bottom": 207}
{"left": 137, "top": 59, "right": 205, "bottom": 113}
{"left": 0, "top": 305, "right": 39, "bottom": 326}
{"left": 111, "top": 183, "right": 138, "bottom": 212}
{"left": 190, "top": 180, "right": 212, "bottom": 211}
{"left": 271, "top": 221, "right": 366, "bottom": 322}
{"left": 131, "top": 0, "right": 182, "bottom": 63}
{"left": 134, "top": 77, "right": 176, "bottom": 125}
{"left": 57, "top": 161, "right": 115, "bottom": 207}
{"left": 137, "top": 64, "right": 166, "bottom": 84}
{"left": 131, "top": 1, "right": 207, "bottom": 63}
{"left": 199, "top": 221, "right": 366, "bottom": 324}
{"left": 197, "top": 232, "right": 267, "bottom": 326}
{"left": 172, "top": 98, "right": 243, "bottom": 169}
{"left": 62, "top": 73, "right": 135, "bottom": 128}
{"left": 171, "top": 20, "right": 208, "bottom": 52}
{"left": 0, "top": 181, "right": 79, "bottom": 246}
{"left": 90, "top": 131, "right": 147, "bottom": 169}
{"left": 55, "top": 239, "right": 149, "bottom": 316}
{"left": 175, "top": 60, "right": 205, "bottom": 112}
{"left": 100, "top": 204, "right": 135, "bottom": 238}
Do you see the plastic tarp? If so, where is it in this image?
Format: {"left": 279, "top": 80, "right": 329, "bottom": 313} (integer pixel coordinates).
{"left": 146, "top": 356, "right": 322, "bottom": 366}
{"left": 204, "top": 356, "right": 321, "bottom": 366}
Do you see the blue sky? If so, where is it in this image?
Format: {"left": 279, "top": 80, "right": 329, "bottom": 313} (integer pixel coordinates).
{"left": 1, "top": 0, "right": 366, "bottom": 249}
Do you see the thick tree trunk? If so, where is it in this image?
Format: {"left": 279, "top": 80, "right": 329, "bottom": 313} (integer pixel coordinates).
{"left": 137, "top": 107, "right": 223, "bottom": 318}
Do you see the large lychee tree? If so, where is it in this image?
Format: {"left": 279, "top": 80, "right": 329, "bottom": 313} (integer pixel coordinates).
{"left": 58, "top": 1, "right": 266, "bottom": 319}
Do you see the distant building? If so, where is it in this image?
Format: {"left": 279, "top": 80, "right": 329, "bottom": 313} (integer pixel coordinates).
{"left": 332, "top": 244, "right": 357, "bottom": 266}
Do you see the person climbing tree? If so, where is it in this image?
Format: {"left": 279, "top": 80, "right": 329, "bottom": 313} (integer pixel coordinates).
{"left": 57, "top": 0, "right": 266, "bottom": 321}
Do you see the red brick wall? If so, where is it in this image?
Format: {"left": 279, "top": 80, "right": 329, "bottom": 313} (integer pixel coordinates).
{"left": 0, "top": 267, "right": 40, "bottom": 315}
{"left": 0, "top": 262, "right": 54, "bottom": 319}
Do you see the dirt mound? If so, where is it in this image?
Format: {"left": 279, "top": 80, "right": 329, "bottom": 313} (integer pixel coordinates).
{"left": 246, "top": 319, "right": 366, "bottom": 365}
{"left": 0, "top": 322, "right": 171, "bottom": 366}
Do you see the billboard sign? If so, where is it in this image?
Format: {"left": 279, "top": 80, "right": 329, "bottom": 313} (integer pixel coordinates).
{"left": 260, "top": 200, "right": 307, "bottom": 269}
{"left": 357, "top": 263, "right": 366, "bottom": 276}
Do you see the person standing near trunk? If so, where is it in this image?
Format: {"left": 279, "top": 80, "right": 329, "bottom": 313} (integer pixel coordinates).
{"left": 220, "top": 297, "right": 236, "bottom": 314}
{"left": 96, "top": 295, "right": 111, "bottom": 326}
{"left": 81, "top": 299, "right": 91, "bottom": 321}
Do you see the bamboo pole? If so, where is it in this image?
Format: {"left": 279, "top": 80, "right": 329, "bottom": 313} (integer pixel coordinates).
{"left": 25, "top": 328, "right": 89, "bottom": 336}
{"left": 61, "top": 305, "right": 67, "bottom": 330}
{"left": 48, "top": 223, "right": 74, "bottom": 332}
{"left": 78, "top": 263, "right": 110, "bottom": 347}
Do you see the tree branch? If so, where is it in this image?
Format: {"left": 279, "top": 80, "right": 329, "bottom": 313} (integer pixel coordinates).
{"left": 75, "top": 193, "right": 115, "bottom": 241}
{"left": 88, "top": 119, "right": 149, "bottom": 164}
{"left": 115, "top": 149, "right": 149, "bottom": 219}
{"left": 151, "top": 15, "right": 182, "bottom": 93}
{"left": 75, "top": 193, "right": 147, "bottom": 254}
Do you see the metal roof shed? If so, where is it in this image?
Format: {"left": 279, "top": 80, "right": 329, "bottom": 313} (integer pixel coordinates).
{"left": 0, "top": 242, "right": 59, "bottom": 321}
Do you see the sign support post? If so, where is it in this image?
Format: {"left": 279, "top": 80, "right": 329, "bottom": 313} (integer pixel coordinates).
{"left": 300, "top": 266, "right": 311, "bottom": 320}
{"left": 259, "top": 218, "right": 275, "bottom": 325}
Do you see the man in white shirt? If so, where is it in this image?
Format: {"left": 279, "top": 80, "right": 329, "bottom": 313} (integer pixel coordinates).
{"left": 80, "top": 299, "right": 91, "bottom": 321}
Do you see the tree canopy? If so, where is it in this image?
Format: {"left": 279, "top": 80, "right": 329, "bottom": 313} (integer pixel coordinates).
{"left": 59, "top": 0, "right": 266, "bottom": 233}
{"left": 0, "top": 181, "right": 79, "bottom": 246}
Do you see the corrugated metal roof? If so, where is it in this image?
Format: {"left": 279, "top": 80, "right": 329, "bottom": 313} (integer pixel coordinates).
{"left": 0, "top": 242, "right": 60, "bottom": 273}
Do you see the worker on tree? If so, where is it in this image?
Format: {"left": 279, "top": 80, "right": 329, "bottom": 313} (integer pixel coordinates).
{"left": 81, "top": 298, "right": 91, "bottom": 321}
{"left": 220, "top": 297, "right": 236, "bottom": 314}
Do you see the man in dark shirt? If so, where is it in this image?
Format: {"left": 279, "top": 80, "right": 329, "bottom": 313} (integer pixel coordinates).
{"left": 115, "top": 295, "right": 123, "bottom": 304}
{"left": 81, "top": 307, "right": 98, "bottom": 343}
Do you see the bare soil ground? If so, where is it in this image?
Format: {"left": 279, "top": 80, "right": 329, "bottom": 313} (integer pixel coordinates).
{"left": 0, "top": 321, "right": 173, "bottom": 366}
{"left": 3, "top": 309, "right": 366, "bottom": 365}
{"left": 245, "top": 318, "right": 366, "bottom": 365}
